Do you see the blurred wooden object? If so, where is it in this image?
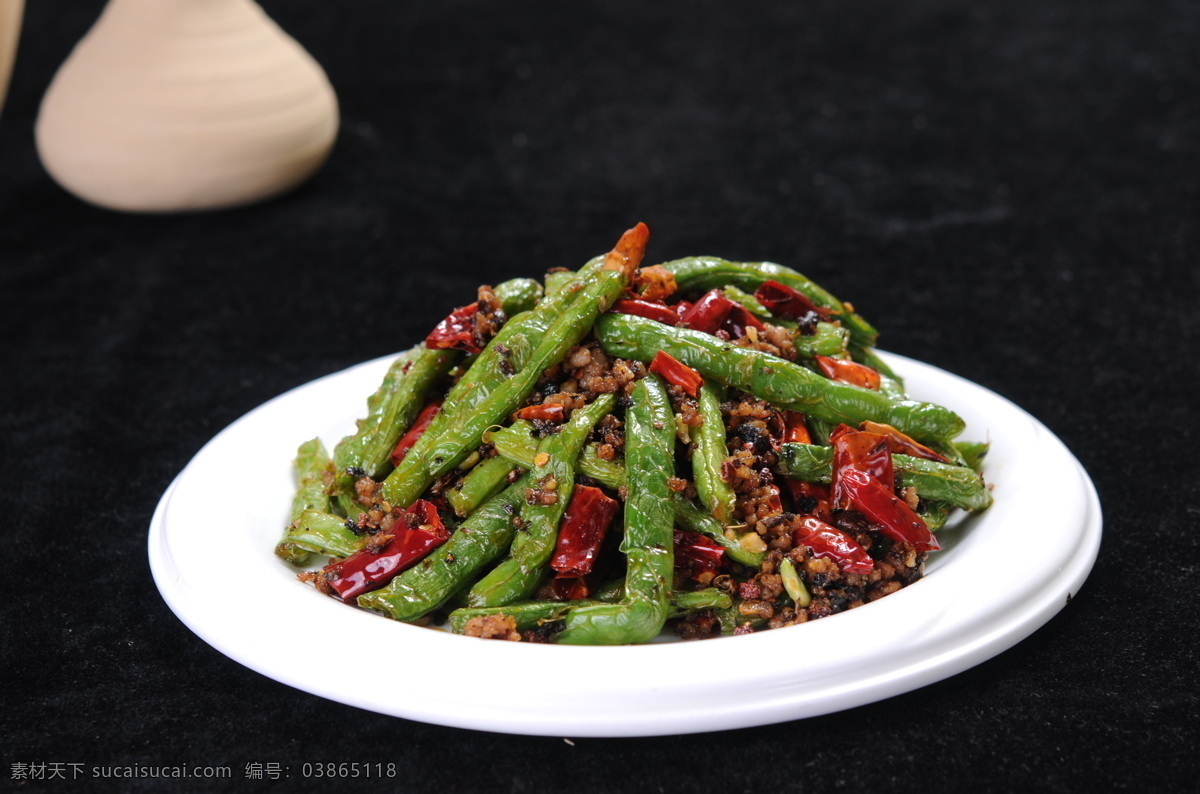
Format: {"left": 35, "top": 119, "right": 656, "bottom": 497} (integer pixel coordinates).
{"left": 0, "top": 0, "right": 22, "bottom": 117}
{"left": 35, "top": 0, "right": 338, "bottom": 212}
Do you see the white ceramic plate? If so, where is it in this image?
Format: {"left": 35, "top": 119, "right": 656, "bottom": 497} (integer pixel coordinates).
{"left": 148, "top": 352, "right": 1101, "bottom": 737}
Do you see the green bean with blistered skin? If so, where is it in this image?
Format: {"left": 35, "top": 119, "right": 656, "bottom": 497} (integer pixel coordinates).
{"left": 465, "top": 556, "right": 548, "bottom": 608}
{"left": 390, "top": 269, "right": 592, "bottom": 489}
{"left": 594, "top": 312, "right": 964, "bottom": 444}
{"left": 775, "top": 442, "right": 992, "bottom": 512}
{"left": 955, "top": 440, "right": 990, "bottom": 473}
{"left": 511, "top": 394, "right": 616, "bottom": 573}
{"left": 487, "top": 420, "right": 764, "bottom": 566}
{"left": 554, "top": 376, "right": 675, "bottom": 645}
{"left": 448, "top": 588, "right": 731, "bottom": 635}
{"left": 493, "top": 277, "right": 544, "bottom": 315}
{"left": 659, "top": 256, "right": 879, "bottom": 347}
{"left": 275, "top": 438, "right": 335, "bottom": 565}
{"left": 670, "top": 494, "right": 765, "bottom": 567}
{"left": 450, "top": 600, "right": 579, "bottom": 633}
{"left": 488, "top": 421, "right": 623, "bottom": 489}
{"left": 381, "top": 245, "right": 639, "bottom": 510}
{"left": 691, "top": 382, "right": 737, "bottom": 524}
{"left": 330, "top": 344, "right": 457, "bottom": 511}
{"left": 356, "top": 476, "right": 529, "bottom": 621}
{"left": 277, "top": 510, "right": 362, "bottom": 559}
{"left": 446, "top": 454, "right": 520, "bottom": 517}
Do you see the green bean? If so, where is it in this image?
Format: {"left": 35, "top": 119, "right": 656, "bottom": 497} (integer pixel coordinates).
{"left": 493, "top": 277, "right": 543, "bottom": 315}
{"left": 277, "top": 510, "right": 362, "bottom": 559}
{"left": 381, "top": 257, "right": 635, "bottom": 509}
{"left": 670, "top": 494, "right": 765, "bottom": 567}
{"left": 331, "top": 345, "right": 456, "bottom": 499}
{"left": 448, "top": 588, "right": 730, "bottom": 635}
{"left": 668, "top": 587, "right": 734, "bottom": 616}
{"left": 658, "top": 256, "right": 879, "bottom": 347}
{"left": 555, "top": 376, "right": 675, "bottom": 645}
{"left": 714, "top": 601, "right": 769, "bottom": 634}
{"left": 594, "top": 312, "right": 964, "bottom": 444}
{"left": 511, "top": 394, "right": 616, "bottom": 573}
{"left": 465, "top": 557, "right": 548, "bottom": 608}
{"left": 449, "top": 600, "right": 580, "bottom": 634}
{"left": 357, "top": 476, "right": 529, "bottom": 621}
{"left": 775, "top": 442, "right": 992, "bottom": 512}
{"left": 795, "top": 322, "right": 853, "bottom": 359}
{"left": 488, "top": 420, "right": 764, "bottom": 566}
{"left": 489, "top": 422, "right": 760, "bottom": 563}
{"left": 275, "top": 438, "right": 335, "bottom": 565}
{"left": 392, "top": 274, "right": 589, "bottom": 482}
{"left": 488, "top": 422, "right": 623, "bottom": 489}
{"left": 919, "top": 501, "right": 953, "bottom": 532}
{"left": 446, "top": 454, "right": 520, "bottom": 517}
{"left": 690, "top": 382, "right": 737, "bottom": 524}
{"left": 955, "top": 440, "right": 990, "bottom": 473}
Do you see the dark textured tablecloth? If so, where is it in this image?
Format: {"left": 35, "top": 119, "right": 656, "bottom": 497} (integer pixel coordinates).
{"left": 3, "top": 1, "right": 1196, "bottom": 791}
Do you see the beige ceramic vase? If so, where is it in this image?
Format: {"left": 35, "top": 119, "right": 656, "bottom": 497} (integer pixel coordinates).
{"left": 35, "top": 0, "right": 339, "bottom": 212}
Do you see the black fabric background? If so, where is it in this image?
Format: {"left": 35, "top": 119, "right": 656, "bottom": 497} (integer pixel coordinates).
{"left": 2, "top": 1, "right": 1197, "bottom": 791}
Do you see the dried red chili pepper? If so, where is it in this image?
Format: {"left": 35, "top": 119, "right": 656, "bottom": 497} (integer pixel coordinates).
{"left": 815, "top": 355, "right": 882, "bottom": 391}
{"left": 753, "top": 280, "right": 832, "bottom": 324}
{"left": 550, "top": 574, "right": 590, "bottom": 600}
{"left": 838, "top": 468, "right": 939, "bottom": 552}
{"left": 321, "top": 500, "right": 448, "bottom": 600}
{"left": 390, "top": 401, "right": 442, "bottom": 466}
{"left": 791, "top": 516, "right": 874, "bottom": 574}
{"left": 859, "top": 420, "right": 950, "bottom": 463}
{"left": 550, "top": 486, "right": 620, "bottom": 576}
{"left": 515, "top": 403, "right": 566, "bottom": 423}
{"left": 425, "top": 302, "right": 482, "bottom": 353}
{"left": 611, "top": 298, "right": 680, "bottom": 326}
{"left": 724, "top": 303, "right": 765, "bottom": 338}
{"left": 649, "top": 350, "right": 704, "bottom": 397}
{"left": 782, "top": 411, "right": 812, "bottom": 444}
{"left": 674, "top": 530, "right": 725, "bottom": 582}
{"left": 831, "top": 425, "right": 893, "bottom": 509}
{"left": 678, "top": 289, "right": 734, "bottom": 334}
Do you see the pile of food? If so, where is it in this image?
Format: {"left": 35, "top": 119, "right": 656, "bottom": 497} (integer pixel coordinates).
{"left": 275, "top": 224, "right": 992, "bottom": 644}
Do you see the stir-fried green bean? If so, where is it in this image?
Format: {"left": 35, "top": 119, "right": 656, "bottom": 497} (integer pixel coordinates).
{"left": 381, "top": 254, "right": 637, "bottom": 510}
{"left": 277, "top": 510, "right": 362, "bottom": 559}
{"left": 659, "top": 256, "right": 879, "bottom": 347}
{"left": 690, "top": 382, "right": 737, "bottom": 524}
{"left": 275, "top": 438, "right": 335, "bottom": 565}
{"left": 330, "top": 345, "right": 456, "bottom": 511}
{"left": 510, "top": 394, "right": 616, "bottom": 573}
{"left": 446, "top": 454, "right": 520, "bottom": 517}
{"left": 279, "top": 228, "right": 994, "bottom": 646}
{"left": 554, "top": 376, "right": 675, "bottom": 645}
{"left": 357, "top": 477, "right": 529, "bottom": 622}
{"left": 775, "top": 442, "right": 992, "bottom": 512}
{"left": 594, "top": 312, "right": 964, "bottom": 444}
